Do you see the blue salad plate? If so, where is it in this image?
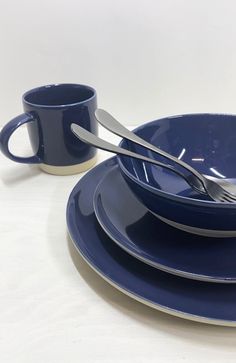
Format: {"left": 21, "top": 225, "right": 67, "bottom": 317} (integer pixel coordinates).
{"left": 66, "top": 157, "right": 236, "bottom": 326}
{"left": 93, "top": 161, "right": 236, "bottom": 283}
{"left": 118, "top": 114, "right": 236, "bottom": 237}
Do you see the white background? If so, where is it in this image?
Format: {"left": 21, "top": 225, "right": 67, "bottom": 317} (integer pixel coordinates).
{"left": 1, "top": 0, "right": 236, "bottom": 127}
{"left": 2, "top": 2, "right": 236, "bottom": 361}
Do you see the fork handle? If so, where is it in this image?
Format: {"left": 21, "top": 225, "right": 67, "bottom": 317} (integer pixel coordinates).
{"left": 95, "top": 109, "right": 206, "bottom": 192}
{"left": 71, "top": 124, "right": 205, "bottom": 194}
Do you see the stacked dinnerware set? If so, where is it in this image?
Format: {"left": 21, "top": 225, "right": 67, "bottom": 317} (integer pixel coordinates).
{"left": 1, "top": 84, "right": 236, "bottom": 327}
{"left": 69, "top": 109, "right": 236, "bottom": 327}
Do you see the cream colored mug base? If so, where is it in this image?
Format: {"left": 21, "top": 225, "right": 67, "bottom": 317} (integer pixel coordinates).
{"left": 39, "top": 155, "right": 97, "bottom": 176}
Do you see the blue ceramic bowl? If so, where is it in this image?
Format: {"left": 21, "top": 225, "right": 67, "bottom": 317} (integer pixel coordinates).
{"left": 118, "top": 114, "right": 236, "bottom": 237}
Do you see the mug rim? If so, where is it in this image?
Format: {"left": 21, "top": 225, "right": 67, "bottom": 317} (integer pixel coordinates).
{"left": 23, "top": 83, "right": 96, "bottom": 108}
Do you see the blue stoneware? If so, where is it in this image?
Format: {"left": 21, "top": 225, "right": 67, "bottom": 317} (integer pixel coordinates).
{"left": 94, "top": 161, "right": 236, "bottom": 283}
{"left": 67, "top": 157, "right": 236, "bottom": 326}
{"left": 117, "top": 114, "right": 236, "bottom": 237}
{"left": 0, "top": 83, "right": 97, "bottom": 175}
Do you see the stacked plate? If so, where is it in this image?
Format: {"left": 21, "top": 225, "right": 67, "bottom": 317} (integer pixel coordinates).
{"left": 67, "top": 114, "right": 236, "bottom": 326}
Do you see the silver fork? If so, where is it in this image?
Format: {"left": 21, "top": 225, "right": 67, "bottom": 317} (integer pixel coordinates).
{"left": 97, "top": 109, "right": 236, "bottom": 203}
{"left": 71, "top": 123, "right": 236, "bottom": 203}
{"left": 94, "top": 109, "right": 236, "bottom": 203}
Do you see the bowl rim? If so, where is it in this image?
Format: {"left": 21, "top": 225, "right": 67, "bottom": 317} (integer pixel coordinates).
{"left": 117, "top": 112, "right": 236, "bottom": 209}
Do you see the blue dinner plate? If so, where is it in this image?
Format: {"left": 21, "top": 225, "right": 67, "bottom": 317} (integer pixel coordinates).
{"left": 66, "top": 157, "right": 236, "bottom": 326}
{"left": 93, "top": 161, "right": 236, "bottom": 283}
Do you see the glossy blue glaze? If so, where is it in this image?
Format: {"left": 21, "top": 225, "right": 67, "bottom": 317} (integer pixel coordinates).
{"left": 67, "top": 157, "right": 236, "bottom": 325}
{"left": 118, "top": 114, "right": 236, "bottom": 234}
{"left": 0, "top": 84, "right": 97, "bottom": 165}
{"left": 94, "top": 161, "right": 236, "bottom": 282}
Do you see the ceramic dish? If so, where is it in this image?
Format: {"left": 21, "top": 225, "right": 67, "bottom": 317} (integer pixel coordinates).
{"left": 118, "top": 114, "right": 236, "bottom": 237}
{"left": 67, "top": 157, "right": 236, "bottom": 326}
{"left": 94, "top": 161, "right": 236, "bottom": 283}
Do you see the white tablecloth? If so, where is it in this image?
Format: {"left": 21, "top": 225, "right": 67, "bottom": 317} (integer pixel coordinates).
{"left": 1, "top": 126, "right": 236, "bottom": 363}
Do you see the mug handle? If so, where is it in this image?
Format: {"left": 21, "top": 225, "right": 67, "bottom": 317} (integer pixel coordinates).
{"left": 0, "top": 113, "right": 41, "bottom": 163}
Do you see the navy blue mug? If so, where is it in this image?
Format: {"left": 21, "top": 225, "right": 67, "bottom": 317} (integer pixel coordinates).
{"left": 0, "top": 84, "right": 98, "bottom": 175}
